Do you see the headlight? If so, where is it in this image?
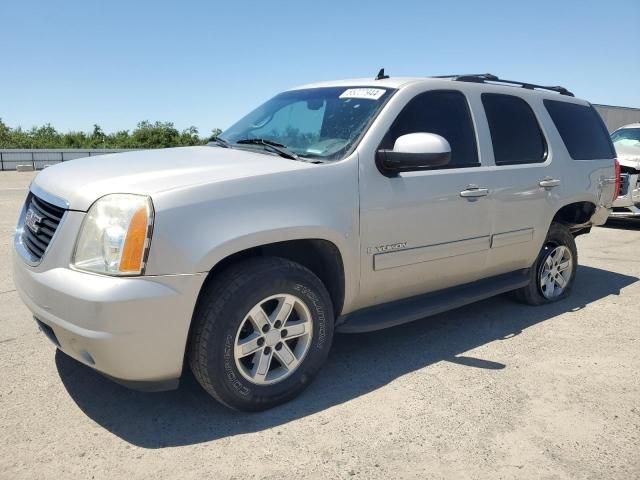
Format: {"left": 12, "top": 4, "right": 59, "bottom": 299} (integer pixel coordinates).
{"left": 73, "top": 194, "right": 154, "bottom": 276}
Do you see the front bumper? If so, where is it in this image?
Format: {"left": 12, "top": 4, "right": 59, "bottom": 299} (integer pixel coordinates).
{"left": 611, "top": 173, "right": 640, "bottom": 217}
{"left": 13, "top": 252, "right": 206, "bottom": 390}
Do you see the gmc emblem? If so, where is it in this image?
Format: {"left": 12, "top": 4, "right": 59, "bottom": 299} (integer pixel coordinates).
{"left": 25, "top": 208, "right": 43, "bottom": 234}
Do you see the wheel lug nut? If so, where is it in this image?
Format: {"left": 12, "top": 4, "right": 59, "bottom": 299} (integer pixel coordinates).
{"left": 281, "top": 329, "right": 288, "bottom": 338}
{"left": 263, "top": 346, "right": 271, "bottom": 355}
{"left": 274, "top": 320, "right": 282, "bottom": 329}
{"left": 275, "top": 342, "right": 283, "bottom": 351}
{"left": 257, "top": 337, "right": 265, "bottom": 347}
{"left": 262, "top": 324, "right": 270, "bottom": 333}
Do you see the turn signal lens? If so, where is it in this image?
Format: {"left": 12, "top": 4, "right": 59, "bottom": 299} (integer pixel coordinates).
{"left": 120, "top": 205, "right": 150, "bottom": 273}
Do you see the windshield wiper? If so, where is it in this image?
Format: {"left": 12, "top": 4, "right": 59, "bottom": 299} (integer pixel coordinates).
{"left": 208, "top": 137, "right": 232, "bottom": 148}
{"left": 236, "top": 138, "right": 300, "bottom": 160}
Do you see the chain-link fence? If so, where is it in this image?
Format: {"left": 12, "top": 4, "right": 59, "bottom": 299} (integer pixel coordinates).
{"left": 0, "top": 149, "right": 134, "bottom": 171}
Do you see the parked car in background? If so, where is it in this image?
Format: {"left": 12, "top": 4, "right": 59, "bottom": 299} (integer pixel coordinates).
{"left": 611, "top": 123, "right": 640, "bottom": 218}
{"left": 13, "top": 72, "right": 618, "bottom": 411}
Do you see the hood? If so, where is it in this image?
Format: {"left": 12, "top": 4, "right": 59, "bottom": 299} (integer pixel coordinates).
{"left": 32, "top": 146, "right": 312, "bottom": 210}
{"left": 615, "top": 142, "right": 640, "bottom": 170}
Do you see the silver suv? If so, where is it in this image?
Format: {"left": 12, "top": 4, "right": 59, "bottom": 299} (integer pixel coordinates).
{"left": 13, "top": 72, "right": 617, "bottom": 411}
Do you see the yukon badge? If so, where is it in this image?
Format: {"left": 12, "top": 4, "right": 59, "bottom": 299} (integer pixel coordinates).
{"left": 367, "top": 242, "right": 407, "bottom": 255}
{"left": 25, "top": 208, "right": 44, "bottom": 234}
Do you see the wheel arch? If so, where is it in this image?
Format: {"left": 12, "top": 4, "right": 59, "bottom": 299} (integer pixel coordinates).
{"left": 197, "top": 237, "right": 347, "bottom": 318}
{"left": 550, "top": 200, "right": 598, "bottom": 236}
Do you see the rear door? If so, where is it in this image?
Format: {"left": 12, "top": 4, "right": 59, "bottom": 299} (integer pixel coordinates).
{"left": 478, "top": 93, "right": 562, "bottom": 276}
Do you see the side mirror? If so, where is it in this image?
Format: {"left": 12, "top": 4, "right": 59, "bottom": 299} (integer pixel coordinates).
{"left": 376, "top": 133, "right": 451, "bottom": 175}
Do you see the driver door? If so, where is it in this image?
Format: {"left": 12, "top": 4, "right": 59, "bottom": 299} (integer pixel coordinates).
{"left": 357, "top": 89, "right": 493, "bottom": 308}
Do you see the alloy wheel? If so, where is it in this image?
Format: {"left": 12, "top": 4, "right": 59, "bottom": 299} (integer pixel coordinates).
{"left": 233, "top": 294, "right": 313, "bottom": 385}
{"left": 539, "top": 245, "right": 573, "bottom": 299}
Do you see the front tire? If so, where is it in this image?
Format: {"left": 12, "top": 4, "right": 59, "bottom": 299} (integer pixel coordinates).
{"left": 189, "top": 257, "right": 334, "bottom": 411}
{"left": 514, "top": 222, "right": 578, "bottom": 305}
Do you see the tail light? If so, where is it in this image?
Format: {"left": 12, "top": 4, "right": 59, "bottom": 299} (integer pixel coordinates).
{"left": 613, "top": 158, "right": 621, "bottom": 201}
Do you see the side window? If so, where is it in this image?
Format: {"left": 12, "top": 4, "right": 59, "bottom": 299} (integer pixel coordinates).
{"left": 544, "top": 100, "right": 615, "bottom": 160}
{"left": 482, "top": 93, "right": 547, "bottom": 165}
{"left": 382, "top": 90, "right": 479, "bottom": 168}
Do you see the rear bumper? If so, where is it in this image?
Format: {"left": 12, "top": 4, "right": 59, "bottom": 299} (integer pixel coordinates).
{"left": 13, "top": 252, "right": 206, "bottom": 388}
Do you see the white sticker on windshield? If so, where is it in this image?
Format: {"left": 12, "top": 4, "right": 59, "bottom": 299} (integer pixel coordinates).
{"left": 339, "top": 88, "right": 386, "bottom": 100}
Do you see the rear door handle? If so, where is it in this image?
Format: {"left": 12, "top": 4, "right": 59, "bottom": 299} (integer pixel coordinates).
{"left": 539, "top": 178, "right": 561, "bottom": 188}
{"left": 460, "top": 185, "right": 489, "bottom": 198}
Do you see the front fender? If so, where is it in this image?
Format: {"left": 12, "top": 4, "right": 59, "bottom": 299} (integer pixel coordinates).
{"left": 144, "top": 159, "right": 361, "bottom": 310}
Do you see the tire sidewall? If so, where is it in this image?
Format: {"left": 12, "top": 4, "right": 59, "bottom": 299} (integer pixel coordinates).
{"left": 205, "top": 266, "right": 333, "bottom": 409}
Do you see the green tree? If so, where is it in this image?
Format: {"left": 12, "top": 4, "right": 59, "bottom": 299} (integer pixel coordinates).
{"left": 91, "top": 124, "right": 106, "bottom": 148}
{"left": 30, "top": 124, "right": 61, "bottom": 148}
{"left": 209, "top": 128, "right": 222, "bottom": 140}
{"left": 0, "top": 119, "right": 218, "bottom": 149}
{"left": 0, "top": 119, "right": 11, "bottom": 146}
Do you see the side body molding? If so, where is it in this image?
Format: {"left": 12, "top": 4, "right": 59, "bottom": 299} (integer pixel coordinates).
{"left": 491, "top": 228, "right": 534, "bottom": 248}
{"left": 372, "top": 228, "right": 536, "bottom": 272}
{"left": 374, "top": 236, "right": 491, "bottom": 271}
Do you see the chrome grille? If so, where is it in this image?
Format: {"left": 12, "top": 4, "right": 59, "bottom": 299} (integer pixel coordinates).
{"left": 619, "top": 173, "right": 629, "bottom": 197}
{"left": 20, "top": 193, "right": 65, "bottom": 261}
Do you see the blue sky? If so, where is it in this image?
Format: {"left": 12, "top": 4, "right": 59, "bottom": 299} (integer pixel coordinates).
{"left": 2, "top": 0, "right": 639, "bottom": 136}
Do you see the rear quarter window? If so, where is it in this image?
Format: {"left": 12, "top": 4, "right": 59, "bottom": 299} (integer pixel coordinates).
{"left": 543, "top": 100, "right": 615, "bottom": 160}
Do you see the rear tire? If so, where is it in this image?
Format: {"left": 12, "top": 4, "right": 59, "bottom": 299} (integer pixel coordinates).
{"left": 189, "top": 257, "right": 334, "bottom": 411}
{"left": 514, "top": 222, "right": 578, "bottom": 305}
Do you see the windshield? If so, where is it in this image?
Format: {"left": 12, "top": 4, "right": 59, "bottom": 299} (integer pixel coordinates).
{"left": 611, "top": 128, "right": 640, "bottom": 146}
{"left": 220, "top": 87, "right": 395, "bottom": 161}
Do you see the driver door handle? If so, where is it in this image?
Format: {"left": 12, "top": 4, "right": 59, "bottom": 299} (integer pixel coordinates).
{"left": 539, "top": 178, "right": 561, "bottom": 188}
{"left": 460, "top": 185, "right": 489, "bottom": 198}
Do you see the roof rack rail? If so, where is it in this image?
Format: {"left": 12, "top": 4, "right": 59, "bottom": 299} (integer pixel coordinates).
{"left": 434, "top": 73, "right": 574, "bottom": 97}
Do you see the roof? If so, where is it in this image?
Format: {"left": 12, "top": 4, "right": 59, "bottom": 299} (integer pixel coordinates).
{"left": 294, "top": 76, "right": 425, "bottom": 90}
{"left": 293, "top": 74, "right": 583, "bottom": 102}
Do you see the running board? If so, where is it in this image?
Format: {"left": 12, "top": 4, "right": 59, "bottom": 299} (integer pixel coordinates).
{"left": 336, "top": 269, "right": 530, "bottom": 333}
